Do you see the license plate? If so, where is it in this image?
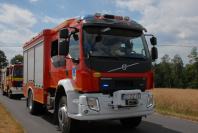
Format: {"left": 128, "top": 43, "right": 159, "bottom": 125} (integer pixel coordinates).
{"left": 122, "top": 93, "right": 141, "bottom": 100}
{"left": 126, "top": 99, "right": 138, "bottom": 106}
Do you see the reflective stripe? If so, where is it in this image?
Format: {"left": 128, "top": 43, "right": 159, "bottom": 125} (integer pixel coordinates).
{"left": 12, "top": 78, "right": 23, "bottom": 81}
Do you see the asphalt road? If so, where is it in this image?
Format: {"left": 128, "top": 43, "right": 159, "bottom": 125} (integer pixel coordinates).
{"left": 0, "top": 92, "right": 197, "bottom": 133}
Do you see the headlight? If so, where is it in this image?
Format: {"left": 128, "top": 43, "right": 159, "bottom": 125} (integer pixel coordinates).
{"left": 87, "top": 97, "right": 100, "bottom": 111}
{"left": 147, "top": 93, "right": 154, "bottom": 108}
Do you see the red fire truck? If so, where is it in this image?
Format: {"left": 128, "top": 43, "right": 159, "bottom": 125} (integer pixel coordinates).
{"left": 2, "top": 64, "right": 23, "bottom": 98}
{"left": 0, "top": 69, "right": 3, "bottom": 90}
{"left": 23, "top": 13, "right": 158, "bottom": 133}
{"left": 0, "top": 69, "right": 6, "bottom": 92}
{"left": 0, "top": 70, "right": 1, "bottom": 84}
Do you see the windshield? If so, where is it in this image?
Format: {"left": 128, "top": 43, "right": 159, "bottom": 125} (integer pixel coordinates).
{"left": 83, "top": 26, "right": 150, "bottom": 59}
{"left": 13, "top": 66, "right": 23, "bottom": 78}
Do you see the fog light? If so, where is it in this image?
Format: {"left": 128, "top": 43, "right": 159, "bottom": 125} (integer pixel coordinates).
{"left": 87, "top": 97, "right": 100, "bottom": 111}
{"left": 84, "top": 110, "right": 89, "bottom": 114}
{"left": 147, "top": 93, "right": 154, "bottom": 108}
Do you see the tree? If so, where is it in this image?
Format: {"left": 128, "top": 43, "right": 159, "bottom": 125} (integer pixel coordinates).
{"left": 0, "top": 50, "right": 8, "bottom": 69}
{"left": 154, "top": 54, "right": 173, "bottom": 88}
{"left": 171, "top": 54, "right": 184, "bottom": 88}
{"left": 161, "top": 54, "right": 171, "bottom": 63}
{"left": 185, "top": 47, "right": 198, "bottom": 88}
{"left": 10, "top": 54, "right": 23, "bottom": 65}
{"left": 154, "top": 48, "right": 198, "bottom": 89}
{"left": 188, "top": 47, "right": 198, "bottom": 64}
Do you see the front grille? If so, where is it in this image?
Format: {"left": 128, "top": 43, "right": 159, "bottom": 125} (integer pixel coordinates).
{"left": 100, "top": 78, "right": 146, "bottom": 95}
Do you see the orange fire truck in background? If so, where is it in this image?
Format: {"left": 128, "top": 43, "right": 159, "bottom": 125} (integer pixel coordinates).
{"left": 0, "top": 69, "right": 4, "bottom": 90}
{"left": 23, "top": 13, "right": 158, "bottom": 133}
{"left": 2, "top": 64, "right": 23, "bottom": 98}
{"left": 0, "top": 69, "right": 6, "bottom": 91}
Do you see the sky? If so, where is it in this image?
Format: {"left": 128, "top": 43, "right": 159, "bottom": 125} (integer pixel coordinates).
{"left": 0, "top": 0, "right": 198, "bottom": 64}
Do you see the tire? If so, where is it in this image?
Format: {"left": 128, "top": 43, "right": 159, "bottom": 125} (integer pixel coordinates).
{"left": 6, "top": 86, "right": 9, "bottom": 96}
{"left": 2, "top": 90, "right": 6, "bottom": 96}
{"left": 8, "top": 91, "right": 13, "bottom": 99}
{"left": 58, "top": 96, "right": 77, "bottom": 133}
{"left": 120, "top": 117, "right": 142, "bottom": 128}
{"left": 18, "top": 94, "right": 24, "bottom": 100}
{"left": 27, "top": 91, "right": 46, "bottom": 115}
{"left": 27, "top": 91, "right": 35, "bottom": 114}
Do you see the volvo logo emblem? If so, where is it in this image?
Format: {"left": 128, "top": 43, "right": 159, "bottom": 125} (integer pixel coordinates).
{"left": 108, "top": 63, "right": 139, "bottom": 72}
{"left": 122, "top": 64, "right": 127, "bottom": 70}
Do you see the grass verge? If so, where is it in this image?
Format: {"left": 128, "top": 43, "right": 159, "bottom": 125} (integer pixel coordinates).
{"left": 152, "top": 88, "right": 198, "bottom": 122}
{"left": 0, "top": 102, "right": 24, "bottom": 133}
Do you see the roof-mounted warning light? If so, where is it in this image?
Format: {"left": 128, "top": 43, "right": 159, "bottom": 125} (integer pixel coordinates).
{"left": 114, "top": 15, "right": 123, "bottom": 20}
{"left": 95, "top": 13, "right": 102, "bottom": 17}
{"left": 104, "top": 14, "right": 115, "bottom": 19}
{"left": 124, "top": 16, "right": 130, "bottom": 21}
{"left": 94, "top": 13, "right": 130, "bottom": 21}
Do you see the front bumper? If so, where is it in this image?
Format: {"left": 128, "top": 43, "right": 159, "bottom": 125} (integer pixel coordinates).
{"left": 68, "top": 91, "right": 154, "bottom": 120}
{"left": 10, "top": 87, "right": 23, "bottom": 95}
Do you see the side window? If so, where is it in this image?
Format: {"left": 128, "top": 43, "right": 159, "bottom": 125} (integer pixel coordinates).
{"left": 51, "top": 39, "right": 66, "bottom": 67}
{"left": 51, "top": 40, "right": 58, "bottom": 57}
{"left": 69, "top": 33, "right": 80, "bottom": 59}
{"left": 131, "top": 37, "right": 146, "bottom": 56}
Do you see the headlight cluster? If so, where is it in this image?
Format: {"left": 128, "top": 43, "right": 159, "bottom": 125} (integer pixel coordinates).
{"left": 87, "top": 97, "right": 100, "bottom": 111}
{"left": 147, "top": 93, "right": 154, "bottom": 108}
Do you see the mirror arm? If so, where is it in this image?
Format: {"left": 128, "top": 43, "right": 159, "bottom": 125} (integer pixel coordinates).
{"left": 69, "top": 27, "right": 79, "bottom": 33}
{"left": 65, "top": 55, "right": 80, "bottom": 64}
{"left": 144, "top": 34, "right": 154, "bottom": 37}
{"left": 65, "top": 56, "right": 71, "bottom": 59}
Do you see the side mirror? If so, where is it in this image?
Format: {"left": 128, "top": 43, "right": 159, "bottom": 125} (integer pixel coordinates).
{"left": 59, "top": 28, "right": 69, "bottom": 39}
{"left": 59, "top": 40, "right": 69, "bottom": 56}
{"left": 150, "top": 36, "right": 157, "bottom": 46}
{"left": 151, "top": 47, "right": 158, "bottom": 60}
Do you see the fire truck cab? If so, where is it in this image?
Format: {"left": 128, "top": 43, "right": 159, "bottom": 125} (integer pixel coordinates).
{"left": 23, "top": 13, "right": 158, "bottom": 133}
{"left": 2, "top": 64, "right": 23, "bottom": 98}
{"left": 0, "top": 69, "right": 6, "bottom": 93}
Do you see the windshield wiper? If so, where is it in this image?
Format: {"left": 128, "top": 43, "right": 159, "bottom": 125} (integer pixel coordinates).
{"left": 115, "top": 56, "right": 147, "bottom": 60}
{"left": 89, "top": 55, "right": 121, "bottom": 60}
{"left": 89, "top": 55, "right": 147, "bottom": 60}
{"left": 101, "top": 27, "right": 111, "bottom": 33}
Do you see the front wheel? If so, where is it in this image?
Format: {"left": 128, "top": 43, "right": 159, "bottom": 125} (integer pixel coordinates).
{"left": 58, "top": 96, "right": 77, "bottom": 133}
{"left": 8, "top": 91, "right": 13, "bottom": 99}
{"left": 120, "top": 117, "right": 142, "bottom": 128}
{"left": 2, "top": 90, "right": 6, "bottom": 96}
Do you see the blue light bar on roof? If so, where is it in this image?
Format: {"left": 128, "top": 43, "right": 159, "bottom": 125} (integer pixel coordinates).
{"left": 94, "top": 13, "right": 130, "bottom": 21}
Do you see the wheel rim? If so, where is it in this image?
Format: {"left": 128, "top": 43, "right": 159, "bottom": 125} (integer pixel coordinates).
{"left": 58, "top": 104, "right": 68, "bottom": 131}
{"left": 8, "top": 91, "right": 11, "bottom": 97}
{"left": 28, "top": 93, "right": 33, "bottom": 111}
